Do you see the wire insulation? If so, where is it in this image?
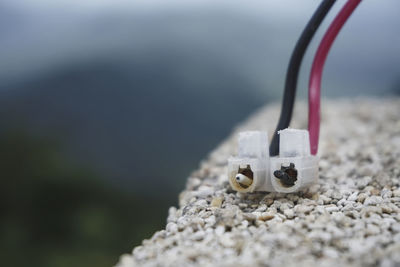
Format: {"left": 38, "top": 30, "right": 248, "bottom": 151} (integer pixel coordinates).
{"left": 308, "top": 0, "right": 361, "bottom": 155}
{"left": 269, "top": 0, "right": 336, "bottom": 156}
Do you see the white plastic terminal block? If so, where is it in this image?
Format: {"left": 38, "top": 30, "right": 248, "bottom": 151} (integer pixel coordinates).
{"left": 228, "top": 131, "right": 273, "bottom": 192}
{"left": 228, "top": 128, "right": 319, "bottom": 193}
{"left": 271, "top": 129, "right": 318, "bottom": 193}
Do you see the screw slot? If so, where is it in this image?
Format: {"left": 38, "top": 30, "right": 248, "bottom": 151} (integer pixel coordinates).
{"left": 273, "top": 163, "right": 297, "bottom": 187}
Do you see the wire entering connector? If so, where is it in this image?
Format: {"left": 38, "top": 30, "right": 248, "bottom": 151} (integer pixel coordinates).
{"left": 235, "top": 165, "right": 254, "bottom": 189}
{"left": 273, "top": 163, "right": 298, "bottom": 187}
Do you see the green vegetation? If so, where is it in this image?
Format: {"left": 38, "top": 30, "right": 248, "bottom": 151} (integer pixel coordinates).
{"left": 0, "top": 130, "right": 170, "bottom": 267}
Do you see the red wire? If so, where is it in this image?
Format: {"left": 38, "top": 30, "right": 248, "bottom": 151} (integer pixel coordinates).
{"left": 308, "top": 0, "right": 361, "bottom": 155}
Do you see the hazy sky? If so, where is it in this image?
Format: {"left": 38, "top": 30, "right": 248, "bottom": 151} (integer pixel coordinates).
{"left": 1, "top": 0, "right": 400, "bottom": 95}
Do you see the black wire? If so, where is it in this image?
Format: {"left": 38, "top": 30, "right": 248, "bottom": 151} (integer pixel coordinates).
{"left": 269, "top": 0, "right": 336, "bottom": 156}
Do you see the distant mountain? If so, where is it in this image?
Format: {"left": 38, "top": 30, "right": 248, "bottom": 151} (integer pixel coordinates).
{"left": 0, "top": 50, "right": 268, "bottom": 196}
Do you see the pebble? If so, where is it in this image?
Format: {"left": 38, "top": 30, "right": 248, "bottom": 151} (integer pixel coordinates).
{"left": 258, "top": 212, "right": 275, "bottom": 221}
{"left": 381, "top": 205, "right": 393, "bottom": 214}
{"left": 243, "top": 213, "right": 257, "bottom": 221}
{"left": 219, "top": 234, "right": 236, "bottom": 248}
{"left": 347, "top": 192, "right": 358, "bottom": 202}
{"left": 366, "top": 224, "right": 380, "bottom": 235}
{"left": 211, "top": 197, "right": 223, "bottom": 208}
{"left": 357, "top": 193, "right": 368, "bottom": 203}
{"left": 166, "top": 222, "right": 178, "bottom": 233}
{"left": 294, "top": 204, "right": 314, "bottom": 214}
{"left": 364, "top": 196, "right": 383, "bottom": 206}
{"left": 284, "top": 209, "right": 295, "bottom": 219}
{"left": 332, "top": 191, "right": 342, "bottom": 200}
{"left": 392, "top": 190, "right": 400, "bottom": 197}
{"left": 325, "top": 206, "right": 339, "bottom": 213}
{"left": 192, "top": 230, "right": 205, "bottom": 241}
{"left": 215, "top": 225, "right": 225, "bottom": 235}
{"left": 204, "top": 215, "right": 216, "bottom": 226}
{"left": 319, "top": 195, "right": 332, "bottom": 204}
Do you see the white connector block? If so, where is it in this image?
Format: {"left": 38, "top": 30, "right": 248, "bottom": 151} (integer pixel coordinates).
{"left": 228, "top": 128, "right": 319, "bottom": 193}
{"left": 271, "top": 129, "right": 318, "bottom": 193}
{"left": 228, "top": 131, "right": 273, "bottom": 192}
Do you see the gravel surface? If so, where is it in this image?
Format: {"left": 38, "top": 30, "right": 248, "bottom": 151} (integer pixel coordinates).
{"left": 118, "top": 98, "right": 400, "bottom": 267}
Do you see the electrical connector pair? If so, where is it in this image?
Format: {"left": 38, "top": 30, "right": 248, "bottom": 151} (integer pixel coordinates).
{"left": 228, "top": 129, "right": 318, "bottom": 193}
{"left": 227, "top": 0, "right": 361, "bottom": 194}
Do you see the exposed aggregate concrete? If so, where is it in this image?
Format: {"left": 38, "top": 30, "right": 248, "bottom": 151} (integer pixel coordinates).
{"left": 118, "top": 98, "right": 400, "bottom": 267}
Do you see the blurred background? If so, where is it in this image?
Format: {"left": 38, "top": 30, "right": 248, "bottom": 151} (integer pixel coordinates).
{"left": 0, "top": 0, "right": 399, "bottom": 266}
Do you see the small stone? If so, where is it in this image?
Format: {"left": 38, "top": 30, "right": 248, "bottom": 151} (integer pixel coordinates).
{"left": 196, "top": 199, "right": 208, "bottom": 207}
{"left": 238, "top": 203, "right": 248, "bottom": 209}
{"left": 381, "top": 189, "right": 392, "bottom": 199}
{"left": 364, "top": 196, "right": 383, "bottom": 206}
{"left": 391, "top": 223, "right": 400, "bottom": 233}
{"left": 262, "top": 198, "right": 274, "bottom": 206}
{"left": 294, "top": 205, "right": 314, "bottom": 214}
{"left": 258, "top": 212, "right": 275, "bottom": 221}
{"left": 337, "top": 198, "right": 346, "bottom": 206}
{"left": 194, "top": 186, "right": 214, "bottom": 197}
{"left": 255, "top": 204, "right": 267, "bottom": 212}
{"left": 324, "top": 248, "right": 339, "bottom": 258}
{"left": 215, "top": 225, "right": 225, "bottom": 235}
{"left": 344, "top": 210, "right": 359, "bottom": 219}
{"left": 347, "top": 192, "right": 358, "bottom": 201}
{"left": 332, "top": 191, "right": 342, "bottom": 200}
{"left": 211, "top": 197, "right": 223, "bottom": 208}
{"left": 219, "top": 234, "right": 236, "bottom": 248}
{"left": 381, "top": 205, "right": 393, "bottom": 214}
{"left": 303, "top": 190, "right": 314, "bottom": 199}
{"left": 366, "top": 224, "right": 380, "bottom": 235}
{"left": 319, "top": 195, "right": 332, "bottom": 204}
{"left": 356, "top": 176, "right": 372, "bottom": 189}
{"left": 394, "top": 233, "right": 400, "bottom": 243}
{"left": 309, "top": 230, "right": 332, "bottom": 242}
{"left": 243, "top": 213, "right": 257, "bottom": 221}
{"left": 393, "top": 189, "right": 400, "bottom": 197}
{"left": 325, "top": 205, "right": 339, "bottom": 213}
{"left": 284, "top": 209, "right": 295, "bottom": 219}
{"left": 279, "top": 203, "right": 291, "bottom": 211}
{"left": 204, "top": 215, "right": 216, "bottom": 226}
{"left": 192, "top": 230, "right": 205, "bottom": 241}
{"left": 370, "top": 188, "right": 380, "bottom": 195}
{"left": 312, "top": 192, "right": 320, "bottom": 201}
{"left": 166, "top": 222, "right": 178, "bottom": 233}
{"left": 357, "top": 193, "right": 368, "bottom": 203}
{"left": 241, "top": 220, "right": 249, "bottom": 228}
{"left": 342, "top": 203, "right": 354, "bottom": 212}
{"left": 177, "top": 217, "right": 189, "bottom": 230}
